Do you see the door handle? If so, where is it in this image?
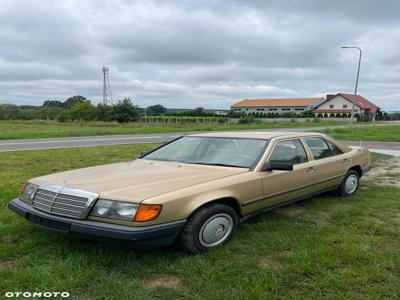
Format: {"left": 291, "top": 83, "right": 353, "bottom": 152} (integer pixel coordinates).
{"left": 343, "top": 158, "right": 351, "bottom": 164}
{"left": 305, "top": 167, "right": 316, "bottom": 173}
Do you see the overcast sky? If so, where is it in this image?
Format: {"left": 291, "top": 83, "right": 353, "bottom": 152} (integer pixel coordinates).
{"left": 0, "top": 0, "right": 399, "bottom": 110}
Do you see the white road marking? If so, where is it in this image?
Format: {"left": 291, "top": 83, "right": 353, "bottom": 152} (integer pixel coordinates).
{"left": 0, "top": 135, "right": 178, "bottom": 146}
{"left": 0, "top": 141, "right": 158, "bottom": 152}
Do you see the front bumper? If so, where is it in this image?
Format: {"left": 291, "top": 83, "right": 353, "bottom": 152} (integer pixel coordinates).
{"left": 8, "top": 198, "right": 186, "bottom": 247}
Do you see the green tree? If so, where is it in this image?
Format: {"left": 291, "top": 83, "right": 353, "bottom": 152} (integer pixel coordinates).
{"left": 146, "top": 104, "right": 167, "bottom": 116}
{"left": 43, "top": 100, "right": 64, "bottom": 108}
{"left": 113, "top": 98, "right": 141, "bottom": 123}
{"left": 63, "top": 95, "right": 87, "bottom": 109}
{"left": 0, "top": 104, "right": 22, "bottom": 120}
{"left": 96, "top": 103, "right": 115, "bottom": 121}
{"left": 37, "top": 107, "right": 64, "bottom": 120}
{"left": 67, "top": 100, "right": 96, "bottom": 121}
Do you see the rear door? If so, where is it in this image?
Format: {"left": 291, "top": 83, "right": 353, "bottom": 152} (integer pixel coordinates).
{"left": 302, "top": 136, "right": 348, "bottom": 191}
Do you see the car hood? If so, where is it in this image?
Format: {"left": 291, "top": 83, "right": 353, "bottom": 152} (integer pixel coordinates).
{"left": 30, "top": 159, "right": 248, "bottom": 202}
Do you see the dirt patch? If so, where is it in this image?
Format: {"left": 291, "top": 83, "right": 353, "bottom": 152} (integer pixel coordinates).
{"left": 331, "top": 203, "right": 351, "bottom": 212}
{"left": 144, "top": 274, "right": 182, "bottom": 289}
{"left": 390, "top": 212, "right": 400, "bottom": 225}
{"left": 362, "top": 157, "right": 400, "bottom": 187}
{"left": 275, "top": 204, "right": 307, "bottom": 216}
{"left": 0, "top": 257, "right": 19, "bottom": 270}
{"left": 281, "top": 249, "right": 292, "bottom": 257}
{"left": 314, "top": 204, "right": 351, "bottom": 225}
{"left": 258, "top": 256, "right": 281, "bottom": 269}
{"left": 314, "top": 211, "right": 331, "bottom": 225}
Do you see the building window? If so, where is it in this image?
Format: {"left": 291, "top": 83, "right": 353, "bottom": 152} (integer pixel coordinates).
{"left": 329, "top": 104, "right": 334, "bottom": 108}
{"left": 343, "top": 104, "right": 347, "bottom": 108}
{"left": 269, "top": 108, "right": 277, "bottom": 111}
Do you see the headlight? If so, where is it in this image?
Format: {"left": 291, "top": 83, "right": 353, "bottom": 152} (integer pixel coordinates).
{"left": 90, "top": 199, "right": 162, "bottom": 222}
{"left": 20, "top": 182, "right": 38, "bottom": 203}
{"left": 90, "top": 199, "right": 139, "bottom": 221}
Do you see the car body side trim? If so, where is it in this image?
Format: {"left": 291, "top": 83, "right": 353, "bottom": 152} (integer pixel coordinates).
{"left": 242, "top": 173, "right": 344, "bottom": 207}
{"left": 240, "top": 186, "right": 337, "bottom": 222}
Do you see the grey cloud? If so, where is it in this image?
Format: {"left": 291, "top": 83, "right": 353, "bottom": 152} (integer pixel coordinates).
{"left": 0, "top": 0, "right": 399, "bottom": 111}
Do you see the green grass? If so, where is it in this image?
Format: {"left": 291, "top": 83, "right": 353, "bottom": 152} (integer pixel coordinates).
{"left": 370, "top": 152, "right": 393, "bottom": 163}
{"left": 0, "top": 120, "right": 344, "bottom": 140}
{"left": 321, "top": 125, "right": 400, "bottom": 142}
{"left": 0, "top": 147, "right": 399, "bottom": 299}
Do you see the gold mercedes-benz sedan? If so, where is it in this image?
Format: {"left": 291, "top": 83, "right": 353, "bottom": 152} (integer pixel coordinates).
{"left": 9, "top": 131, "right": 371, "bottom": 253}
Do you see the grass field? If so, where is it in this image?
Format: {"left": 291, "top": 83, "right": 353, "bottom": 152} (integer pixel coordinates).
{"left": 321, "top": 125, "right": 400, "bottom": 142}
{"left": 1, "top": 145, "right": 399, "bottom": 299}
{"left": 0, "top": 121, "right": 399, "bottom": 143}
{"left": 0, "top": 120, "right": 343, "bottom": 140}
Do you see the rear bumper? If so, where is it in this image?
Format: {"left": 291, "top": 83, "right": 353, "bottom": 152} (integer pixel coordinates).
{"left": 8, "top": 198, "right": 186, "bottom": 247}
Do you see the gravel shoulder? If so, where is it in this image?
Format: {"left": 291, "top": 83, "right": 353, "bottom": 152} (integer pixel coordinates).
{"left": 362, "top": 156, "right": 400, "bottom": 188}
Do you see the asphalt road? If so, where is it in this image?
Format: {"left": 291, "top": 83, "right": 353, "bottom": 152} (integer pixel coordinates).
{"left": 0, "top": 133, "right": 182, "bottom": 152}
{"left": 0, "top": 126, "right": 338, "bottom": 152}
{"left": 0, "top": 124, "right": 399, "bottom": 153}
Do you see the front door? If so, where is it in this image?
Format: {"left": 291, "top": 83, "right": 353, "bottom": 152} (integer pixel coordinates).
{"left": 244, "top": 138, "right": 316, "bottom": 212}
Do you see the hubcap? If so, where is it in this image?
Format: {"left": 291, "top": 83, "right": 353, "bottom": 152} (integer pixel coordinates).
{"left": 199, "top": 213, "right": 233, "bottom": 248}
{"left": 345, "top": 174, "right": 358, "bottom": 194}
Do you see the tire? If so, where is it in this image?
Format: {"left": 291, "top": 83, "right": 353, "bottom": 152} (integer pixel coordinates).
{"left": 177, "top": 204, "right": 239, "bottom": 254}
{"left": 337, "top": 170, "right": 360, "bottom": 197}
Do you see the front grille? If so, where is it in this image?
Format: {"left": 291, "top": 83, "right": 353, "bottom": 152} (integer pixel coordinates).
{"left": 32, "top": 185, "right": 99, "bottom": 219}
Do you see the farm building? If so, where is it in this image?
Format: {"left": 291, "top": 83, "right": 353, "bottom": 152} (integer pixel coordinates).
{"left": 231, "top": 98, "right": 324, "bottom": 115}
{"left": 313, "top": 93, "right": 380, "bottom": 118}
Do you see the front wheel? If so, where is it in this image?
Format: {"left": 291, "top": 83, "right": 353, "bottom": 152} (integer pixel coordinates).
{"left": 337, "top": 170, "right": 360, "bottom": 197}
{"left": 177, "top": 204, "right": 239, "bottom": 254}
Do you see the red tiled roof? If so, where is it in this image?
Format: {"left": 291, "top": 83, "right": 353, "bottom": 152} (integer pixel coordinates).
{"left": 338, "top": 93, "right": 379, "bottom": 113}
{"left": 316, "top": 93, "right": 379, "bottom": 113}
{"left": 232, "top": 98, "right": 320, "bottom": 108}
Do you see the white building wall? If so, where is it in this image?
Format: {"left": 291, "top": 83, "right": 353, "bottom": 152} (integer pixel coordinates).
{"left": 233, "top": 106, "right": 308, "bottom": 114}
{"left": 317, "top": 95, "right": 364, "bottom": 114}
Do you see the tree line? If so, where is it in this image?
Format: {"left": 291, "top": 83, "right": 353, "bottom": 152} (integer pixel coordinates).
{"left": 0, "top": 95, "right": 396, "bottom": 123}
{"left": 0, "top": 96, "right": 171, "bottom": 123}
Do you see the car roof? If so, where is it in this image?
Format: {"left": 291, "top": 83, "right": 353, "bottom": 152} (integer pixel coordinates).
{"left": 188, "top": 131, "right": 325, "bottom": 139}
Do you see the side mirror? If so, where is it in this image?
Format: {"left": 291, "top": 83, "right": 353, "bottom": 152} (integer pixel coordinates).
{"left": 262, "top": 162, "right": 293, "bottom": 172}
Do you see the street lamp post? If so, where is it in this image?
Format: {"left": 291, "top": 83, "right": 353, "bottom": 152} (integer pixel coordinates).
{"left": 341, "top": 46, "right": 362, "bottom": 125}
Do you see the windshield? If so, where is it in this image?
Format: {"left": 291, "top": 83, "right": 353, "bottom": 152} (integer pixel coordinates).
{"left": 144, "top": 136, "right": 267, "bottom": 168}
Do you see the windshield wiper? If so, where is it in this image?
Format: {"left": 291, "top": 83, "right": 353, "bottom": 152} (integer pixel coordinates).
{"left": 188, "top": 162, "right": 248, "bottom": 168}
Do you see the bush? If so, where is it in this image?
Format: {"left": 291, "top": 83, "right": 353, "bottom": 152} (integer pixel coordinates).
{"left": 113, "top": 98, "right": 141, "bottom": 123}
{"left": 238, "top": 115, "right": 254, "bottom": 124}
{"left": 67, "top": 100, "right": 96, "bottom": 121}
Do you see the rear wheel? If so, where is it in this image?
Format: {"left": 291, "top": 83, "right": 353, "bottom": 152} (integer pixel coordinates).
{"left": 177, "top": 204, "right": 238, "bottom": 254}
{"left": 337, "top": 170, "right": 360, "bottom": 197}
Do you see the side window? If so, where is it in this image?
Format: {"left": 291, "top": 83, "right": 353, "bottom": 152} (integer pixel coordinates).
{"left": 304, "top": 137, "right": 332, "bottom": 160}
{"left": 269, "top": 139, "right": 308, "bottom": 165}
{"left": 325, "top": 140, "right": 343, "bottom": 156}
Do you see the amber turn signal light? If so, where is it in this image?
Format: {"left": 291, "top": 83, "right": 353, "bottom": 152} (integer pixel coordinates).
{"left": 133, "top": 204, "right": 162, "bottom": 222}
